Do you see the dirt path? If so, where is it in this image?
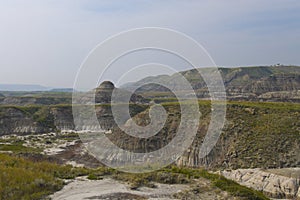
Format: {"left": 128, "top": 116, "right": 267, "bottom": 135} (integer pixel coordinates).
{"left": 50, "top": 177, "right": 188, "bottom": 200}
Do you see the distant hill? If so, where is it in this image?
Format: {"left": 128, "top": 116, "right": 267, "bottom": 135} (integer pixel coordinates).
{"left": 0, "top": 84, "right": 75, "bottom": 93}
{"left": 50, "top": 88, "right": 74, "bottom": 93}
{"left": 123, "top": 65, "right": 300, "bottom": 102}
{"left": 0, "top": 84, "right": 49, "bottom": 91}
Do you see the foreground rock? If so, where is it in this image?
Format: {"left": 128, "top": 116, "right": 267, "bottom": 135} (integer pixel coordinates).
{"left": 221, "top": 168, "right": 300, "bottom": 199}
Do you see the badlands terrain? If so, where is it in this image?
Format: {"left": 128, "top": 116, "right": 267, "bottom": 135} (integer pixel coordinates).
{"left": 0, "top": 66, "right": 299, "bottom": 199}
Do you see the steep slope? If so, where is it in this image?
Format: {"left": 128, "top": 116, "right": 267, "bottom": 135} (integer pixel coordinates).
{"left": 105, "top": 101, "right": 300, "bottom": 170}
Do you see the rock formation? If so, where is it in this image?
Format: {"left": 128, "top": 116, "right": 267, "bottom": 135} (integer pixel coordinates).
{"left": 95, "top": 81, "right": 148, "bottom": 104}
{"left": 221, "top": 168, "right": 300, "bottom": 199}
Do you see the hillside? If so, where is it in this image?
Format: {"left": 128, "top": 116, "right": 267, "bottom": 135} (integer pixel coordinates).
{"left": 0, "top": 84, "right": 49, "bottom": 91}
{"left": 123, "top": 65, "right": 300, "bottom": 102}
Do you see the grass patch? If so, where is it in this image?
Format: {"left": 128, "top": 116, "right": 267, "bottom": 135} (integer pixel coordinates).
{"left": 0, "top": 153, "right": 89, "bottom": 200}
{"left": 56, "top": 132, "right": 80, "bottom": 141}
{"left": 0, "top": 140, "right": 41, "bottom": 153}
{"left": 0, "top": 144, "right": 39, "bottom": 153}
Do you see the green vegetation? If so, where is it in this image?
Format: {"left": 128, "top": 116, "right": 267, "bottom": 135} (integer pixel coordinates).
{"left": 0, "top": 137, "right": 41, "bottom": 153}
{"left": 0, "top": 153, "right": 88, "bottom": 200}
{"left": 32, "top": 107, "right": 55, "bottom": 128}
{"left": 227, "top": 100, "right": 300, "bottom": 111}
{"left": 87, "top": 167, "right": 116, "bottom": 180}
{"left": 0, "top": 153, "right": 270, "bottom": 200}
{"left": 223, "top": 101, "right": 300, "bottom": 169}
{"left": 0, "top": 144, "right": 39, "bottom": 153}
{"left": 107, "top": 169, "right": 189, "bottom": 190}
{"left": 56, "top": 132, "right": 80, "bottom": 141}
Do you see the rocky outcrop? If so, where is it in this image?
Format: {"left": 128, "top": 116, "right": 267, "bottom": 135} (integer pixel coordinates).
{"left": 0, "top": 103, "right": 148, "bottom": 135}
{"left": 0, "top": 107, "right": 49, "bottom": 134}
{"left": 51, "top": 106, "right": 75, "bottom": 130}
{"left": 258, "top": 90, "right": 300, "bottom": 102}
{"left": 221, "top": 168, "right": 300, "bottom": 199}
{"left": 0, "top": 106, "right": 107, "bottom": 135}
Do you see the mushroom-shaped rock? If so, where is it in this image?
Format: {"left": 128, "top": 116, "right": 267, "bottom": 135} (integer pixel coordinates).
{"left": 95, "top": 81, "right": 149, "bottom": 104}
{"left": 97, "top": 81, "right": 115, "bottom": 90}
{"left": 95, "top": 81, "right": 115, "bottom": 104}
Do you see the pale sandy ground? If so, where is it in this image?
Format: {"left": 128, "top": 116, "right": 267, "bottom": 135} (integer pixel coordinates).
{"left": 265, "top": 168, "right": 300, "bottom": 179}
{"left": 50, "top": 177, "right": 188, "bottom": 200}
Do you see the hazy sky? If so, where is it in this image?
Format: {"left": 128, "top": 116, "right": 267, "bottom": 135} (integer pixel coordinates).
{"left": 0, "top": 0, "right": 300, "bottom": 87}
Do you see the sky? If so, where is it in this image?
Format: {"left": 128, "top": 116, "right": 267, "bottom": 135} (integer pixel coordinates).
{"left": 0, "top": 0, "right": 300, "bottom": 88}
